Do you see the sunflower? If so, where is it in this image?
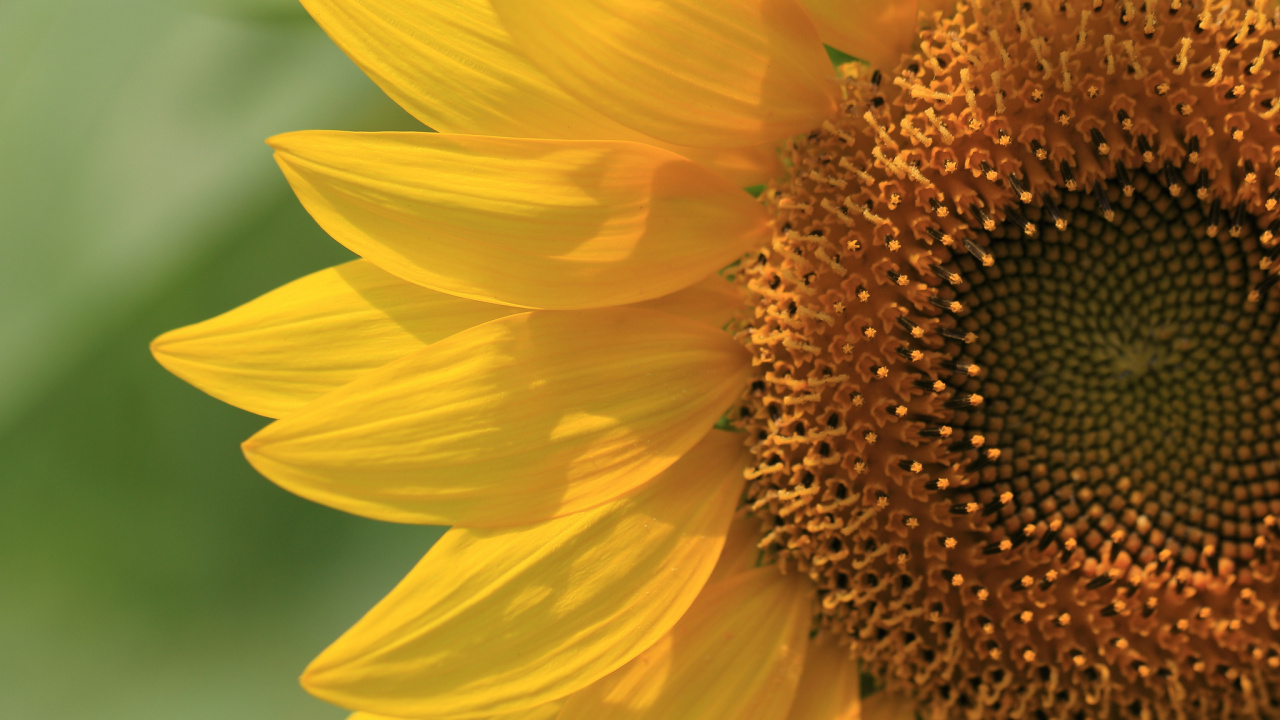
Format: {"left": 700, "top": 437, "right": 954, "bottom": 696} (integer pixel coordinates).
{"left": 152, "top": 0, "right": 1280, "bottom": 718}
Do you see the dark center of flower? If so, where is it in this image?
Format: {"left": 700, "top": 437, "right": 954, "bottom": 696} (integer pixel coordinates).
{"left": 734, "top": 0, "right": 1280, "bottom": 717}
{"left": 948, "top": 172, "right": 1280, "bottom": 574}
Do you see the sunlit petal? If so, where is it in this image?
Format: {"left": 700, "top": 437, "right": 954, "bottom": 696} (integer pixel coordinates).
{"left": 151, "top": 260, "right": 514, "bottom": 418}
{"left": 270, "top": 131, "right": 769, "bottom": 309}
{"left": 634, "top": 274, "right": 746, "bottom": 329}
{"left": 785, "top": 632, "right": 862, "bottom": 720}
{"left": 795, "top": 0, "right": 918, "bottom": 70}
{"left": 558, "top": 568, "right": 813, "bottom": 720}
{"left": 243, "top": 308, "right": 750, "bottom": 527}
{"left": 297, "top": 0, "right": 783, "bottom": 185}
{"left": 493, "top": 0, "right": 838, "bottom": 148}
{"left": 305, "top": 431, "right": 745, "bottom": 719}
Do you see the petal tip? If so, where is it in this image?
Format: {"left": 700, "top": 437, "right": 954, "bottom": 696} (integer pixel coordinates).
{"left": 298, "top": 656, "right": 345, "bottom": 707}
{"left": 149, "top": 329, "right": 204, "bottom": 386}
{"left": 240, "top": 433, "right": 265, "bottom": 461}
{"left": 149, "top": 331, "right": 174, "bottom": 365}
{"left": 266, "top": 130, "right": 325, "bottom": 158}
{"left": 264, "top": 132, "right": 296, "bottom": 151}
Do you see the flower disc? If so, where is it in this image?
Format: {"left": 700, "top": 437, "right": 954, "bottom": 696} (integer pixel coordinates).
{"left": 736, "top": 0, "right": 1280, "bottom": 716}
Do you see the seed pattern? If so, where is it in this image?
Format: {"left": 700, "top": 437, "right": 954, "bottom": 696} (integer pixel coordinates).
{"left": 949, "top": 176, "right": 1280, "bottom": 573}
{"left": 735, "top": 0, "right": 1280, "bottom": 717}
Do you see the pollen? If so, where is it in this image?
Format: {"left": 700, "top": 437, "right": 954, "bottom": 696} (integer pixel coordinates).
{"left": 735, "top": 0, "right": 1280, "bottom": 717}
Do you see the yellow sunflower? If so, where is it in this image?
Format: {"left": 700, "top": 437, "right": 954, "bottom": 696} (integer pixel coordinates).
{"left": 153, "top": 0, "right": 1280, "bottom": 718}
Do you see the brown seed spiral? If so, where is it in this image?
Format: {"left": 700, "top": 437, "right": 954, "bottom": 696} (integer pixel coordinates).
{"left": 735, "top": 0, "right": 1280, "bottom": 717}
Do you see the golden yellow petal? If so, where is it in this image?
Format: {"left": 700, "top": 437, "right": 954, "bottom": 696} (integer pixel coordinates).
{"left": 150, "top": 260, "right": 515, "bottom": 418}
{"left": 304, "top": 431, "right": 746, "bottom": 720}
{"left": 861, "top": 691, "right": 919, "bottom": 720}
{"left": 298, "top": 0, "right": 619, "bottom": 140}
{"left": 634, "top": 273, "right": 746, "bottom": 329}
{"left": 351, "top": 702, "right": 562, "bottom": 720}
{"left": 492, "top": 0, "right": 838, "bottom": 148}
{"left": 795, "top": 0, "right": 919, "bottom": 71}
{"left": 785, "top": 632, "right": 862, "bottom": 720}
{"left": 270, "top": 131, "right": 769, "bottom": 309}
{"left": 243, "top": 308, "right": 750, "bottom": 527}
{"left": 558, "top": 568, "right": 813, "bottom": 720}
{"left": 706, "top": 512, "right": 767, "bottom": 584}
{"left": 295, "top": 0, "right": 782, "bottom": 186}
{"left": 681, "top": 143, "right": 783, "bottom": 188}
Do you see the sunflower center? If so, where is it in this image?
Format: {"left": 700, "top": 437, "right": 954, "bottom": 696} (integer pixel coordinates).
{"left": 947, "top": 172, "right": 1280, "bottom": 572}
{"left": 733, "top": 0, "right": 1280, "bottom": 717}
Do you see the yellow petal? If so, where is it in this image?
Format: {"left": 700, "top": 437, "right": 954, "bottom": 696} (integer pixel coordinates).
{"left": 304, "top": 431, "right": 746, "bottom": 720}
{"left": 861, "top": 691, "right": 919, "bottom": 720}
{"left": 297, "top": 0, "right": 780, "bottom": 186}
{"left": 298, "top": 0, "right": 612, "bottom": 140}
{"left": 151, "top": 260, "right": 515, "bottom": 419}
{"left": 558, "top": 569, "right": 813, "bottom": 720}
{"left": 634, "top": 273, "right": 745, "bottom": 329}
{"left": 682, "top": 143, "right": 782, "bottom": 188}
{"left": 706, "top": 512, "right": 767, "bottom": 585}
{"left": 351, "top": 703, "right": 562, "bottom": 720}
{"left": 270, "top": 131, "right": 769, "bottom": 310}
{"left": 786, "top": 633, "right": 862, "bottom": 720}
{"left": 493, "top": 0, "right": 838, "bottom": 148}
{"left": 243, "top": 307, "right": 751, "bottom": 527}
{"left": 796, "top": 0, "right": 919, "bottom": 71}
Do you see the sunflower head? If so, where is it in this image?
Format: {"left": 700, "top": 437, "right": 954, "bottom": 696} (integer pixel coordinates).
{"left": 740, "top": 0, "right": 1280, "bottom": 717}
{"left": 152, "top": 0, "right": 1280, "bottom": 717}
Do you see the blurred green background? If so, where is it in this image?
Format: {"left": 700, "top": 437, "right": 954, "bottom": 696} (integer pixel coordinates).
{"left": 1, "top": 0, "right": 444, "bottom": 717}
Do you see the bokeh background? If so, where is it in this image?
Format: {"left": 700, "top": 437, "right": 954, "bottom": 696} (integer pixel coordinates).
{"left": 1, "top": 1, "right": 445, "bottom": 716}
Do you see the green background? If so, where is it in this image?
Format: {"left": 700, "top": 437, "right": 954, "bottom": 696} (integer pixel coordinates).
{"left": 1, "top": 0, "right": 444, "bottom": 717}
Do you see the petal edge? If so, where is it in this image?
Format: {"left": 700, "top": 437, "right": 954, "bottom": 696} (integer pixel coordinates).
{"left": 243, "top": 308, "right": 751, "bottom": 528}
{"left": 270, "top": 131, "right": 769, "bottom": 309}
{"left": 151, "top": 260, "right": 515, "bottom": 418}
{"left": 306, "top": 431, "right": 746, "bottom": 719}
{"left": 796, "top": 0, "right": 919, "bottom": 71}
{"left": 493, "top": 0, "right": 838, "bottom": 148}
{"left": 558, "top": 568, "right": 814, "bottom": 720}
